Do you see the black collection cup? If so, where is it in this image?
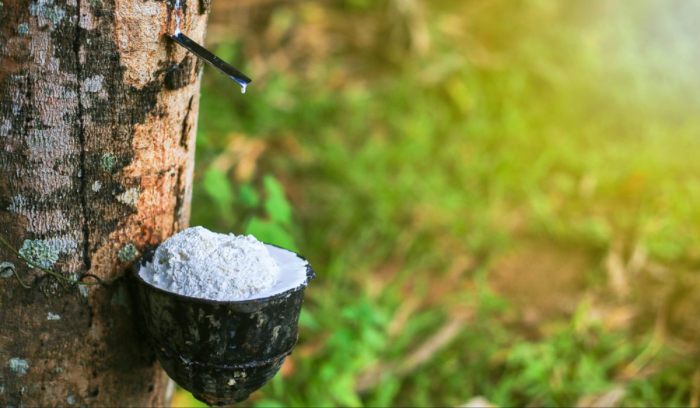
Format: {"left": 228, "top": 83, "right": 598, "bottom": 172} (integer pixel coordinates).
{"left": 131, "top": 246, "right": 314, "bottom": 405}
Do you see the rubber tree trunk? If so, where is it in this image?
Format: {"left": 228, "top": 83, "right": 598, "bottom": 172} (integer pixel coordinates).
{"left": 0, "top": 0, "right": 210, "bottom": 405}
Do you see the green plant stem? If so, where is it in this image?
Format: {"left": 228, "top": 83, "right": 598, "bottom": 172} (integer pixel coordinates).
{"left": 0, "top": 261, "right": 30, "bottom": 289}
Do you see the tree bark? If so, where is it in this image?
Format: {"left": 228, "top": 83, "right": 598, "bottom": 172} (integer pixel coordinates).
{"left": 0, "top": 0, "right": 210, "bottom": 405}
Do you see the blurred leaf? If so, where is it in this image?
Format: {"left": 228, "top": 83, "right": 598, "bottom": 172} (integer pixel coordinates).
{"left": 203, "top": 167, "right": 234, "bottom": 211}
{"left": 299, "top": 309, "right": 319, "bottom": 330}
{"left": 246, "top": 217, "right": 297, "bottom": 251}
{"left": 445, "top": 76, "right": 474, "bottom": 114}
{"left": 263, "top": 175, "right": 293, "bottom": 226}
{"left": 239, "top": 183, "right": 260, "bottom": 208}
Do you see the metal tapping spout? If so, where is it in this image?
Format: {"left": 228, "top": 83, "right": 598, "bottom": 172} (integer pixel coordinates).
{"left": 169, "top": 0, "right": 252, "bottom": 94}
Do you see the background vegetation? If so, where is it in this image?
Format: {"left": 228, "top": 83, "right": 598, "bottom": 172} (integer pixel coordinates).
{"left": 174, "top": 0, "right": 700, "bottom": 406}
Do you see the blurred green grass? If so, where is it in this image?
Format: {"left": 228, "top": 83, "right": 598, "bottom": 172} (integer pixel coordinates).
{"left": 179, "top": 0, "right": 700, "bottom": 406}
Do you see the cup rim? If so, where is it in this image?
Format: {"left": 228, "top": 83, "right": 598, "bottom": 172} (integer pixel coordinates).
{"left": 131, "top": 242, "right": 315, "bottom": 306}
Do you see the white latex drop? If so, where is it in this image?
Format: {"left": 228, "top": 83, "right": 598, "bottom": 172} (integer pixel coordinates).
{"left": 174, "top": 0, "right": 182, "bottom": 35}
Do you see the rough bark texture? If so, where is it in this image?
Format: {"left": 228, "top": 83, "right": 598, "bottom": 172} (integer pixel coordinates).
{"left": 0, "top": 0, "right": 209, "bottom": 405}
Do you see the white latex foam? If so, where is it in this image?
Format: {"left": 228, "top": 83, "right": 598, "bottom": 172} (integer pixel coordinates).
{"left": 138, "top": 227, "right": 309, "bottom": 301}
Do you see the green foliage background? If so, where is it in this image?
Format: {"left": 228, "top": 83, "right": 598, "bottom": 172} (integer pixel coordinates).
{"left": 176, "top": 0, "right": 700, "bottom": 406}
